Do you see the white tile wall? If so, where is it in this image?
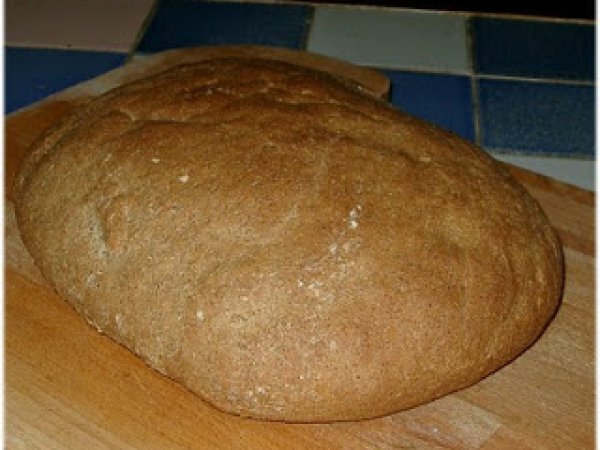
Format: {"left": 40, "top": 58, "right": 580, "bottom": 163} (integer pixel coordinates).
{"left": 307, "top": 6, "right": 470, "bottom": 73}
{"left": 5, "top": 0, "right": 155, "bottom": 52}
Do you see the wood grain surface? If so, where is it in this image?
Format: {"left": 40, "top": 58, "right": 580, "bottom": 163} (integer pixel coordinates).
{"left": 4, "top": 47, "right": 594, "bottom": 449}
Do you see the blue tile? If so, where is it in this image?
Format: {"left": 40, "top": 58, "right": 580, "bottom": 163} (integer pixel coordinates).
{"left": 381, "top": 70, "right": 475, "bottom": 141}
{"left": 136, "top": 0, "right": 312, "bottom": 53}
{"left": 472, "top": 17, "right": 594, "bottom": 81}
{"left": 478, "top": 79, "right": 595, "bottom": 156}
{"left": 5, "top": 47, "right": 125, "bottom": 113}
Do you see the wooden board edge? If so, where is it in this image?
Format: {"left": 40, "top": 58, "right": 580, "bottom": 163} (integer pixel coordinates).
{"left": 503, "top": 162, "right": 595, "bottom": 206}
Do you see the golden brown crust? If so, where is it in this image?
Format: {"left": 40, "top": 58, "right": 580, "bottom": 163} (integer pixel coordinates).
{"left": 13, "top": 58, "right": 563, "bottom": 422}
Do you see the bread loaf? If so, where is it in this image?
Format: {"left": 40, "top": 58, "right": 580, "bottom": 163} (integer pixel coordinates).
{"left": 13, "top": 57, "right": 563, "bottom": 422}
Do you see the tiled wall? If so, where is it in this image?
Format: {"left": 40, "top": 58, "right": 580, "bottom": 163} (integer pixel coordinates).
{"left": 6, "top": 0, "right": 595, "bottom": 189}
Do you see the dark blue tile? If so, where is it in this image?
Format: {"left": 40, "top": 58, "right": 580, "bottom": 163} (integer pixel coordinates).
{"left": 478, "top": 79, "right": 595, "bottom": 156}
{"left": 381, "top": 70, "right": 475, "bottom": 141}
{"left": 5, "top": 47, "right": 125, "bottom": 114}
{"left": 136, "top": 0, "right": 312, "bottom": 53}
{"left": 472, "top": 17, "right": 594, "bottom": 81}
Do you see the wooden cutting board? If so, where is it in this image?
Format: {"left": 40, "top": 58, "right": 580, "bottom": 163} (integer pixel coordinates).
{"left": 5, "top": 46, "right": 594, "bottom": 449}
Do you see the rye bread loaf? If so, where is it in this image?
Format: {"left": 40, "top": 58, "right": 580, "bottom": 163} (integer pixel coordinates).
{"left": 13, "top": 58, "right": 563, "bottom": 422}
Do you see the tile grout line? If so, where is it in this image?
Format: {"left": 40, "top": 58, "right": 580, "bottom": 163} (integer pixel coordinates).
{"left": 126, "top": 0, "right": 161, "bottom": 61}
{"left": 362, "top": 63, "right": 595, "bottom": 87}
{"left": 484, "top": 148, "right": 595, "bottom": 159}
{"left": 470, "top": 77, "right": 483, "bottom": 149}
{"left": 4, "top": 42, "right": 130, "bottom": 54}
{"left": 456, "top": 10, "right": 594, "bottom": 25}
{"left": 361, "top": 64, "right": 472, "bottom": 77}
{"left": 300, "top": 4, "right": 316, "bottom": 50}
{"left": 465, "top": 15, "right": 483, "bottom": 148}
{"left": 475, "top": 73, "right": 595, "bottom": 86}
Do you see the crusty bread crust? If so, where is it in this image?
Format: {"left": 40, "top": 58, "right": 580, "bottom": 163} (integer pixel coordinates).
{"left": 14, "top": 58, "right": 563, "bottom": 422}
